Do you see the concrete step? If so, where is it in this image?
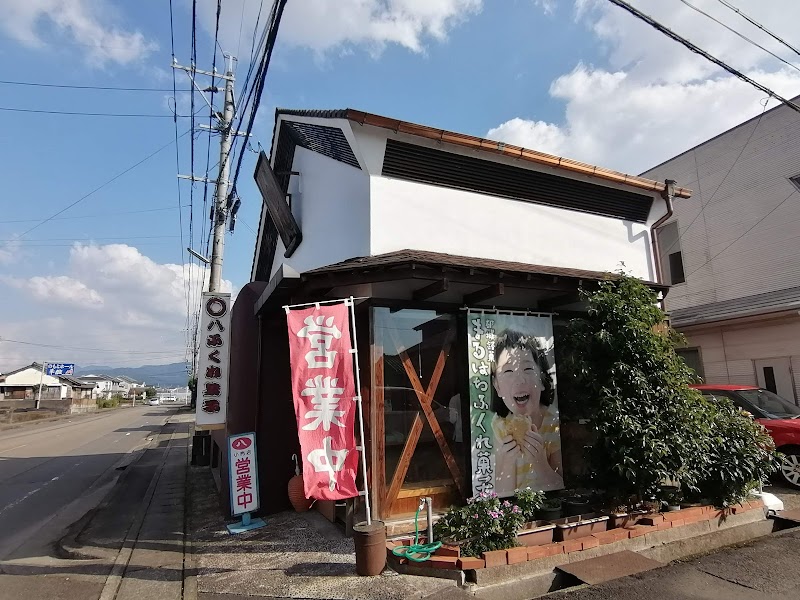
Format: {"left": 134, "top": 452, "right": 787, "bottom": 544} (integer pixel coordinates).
{"left": 555, "top": 550, "right": 665, "bottom": 585}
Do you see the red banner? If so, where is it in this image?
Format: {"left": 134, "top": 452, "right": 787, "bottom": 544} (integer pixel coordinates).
{"left": 286, "top": 303, "right": 359, "bottom": 500}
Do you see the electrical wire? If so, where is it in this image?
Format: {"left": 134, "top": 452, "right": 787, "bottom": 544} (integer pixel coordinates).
{"left": 658, "top": 97, "right": 772, "bottom": 259}
{"left": 227, "top": 0, "right": 288, "bottom": 209}
{"left": 187, "top": 0, "right": 199, "bottom": 359}
{"left": 715, "top": 0, "right": 800, "bottom": 59}
{"left": 170, "top": 0, "right": 193, "bottom": 363}
{"left": 605, "top": 0, "right": 800, "bottom": 113}
{"left": 683, "top": 188, "right": 797, "bottom": 280}
{"left": 0, "top": 107, "right": 185, "bottom": 117}
{"left": 678, "top": 0, "right": 800, "bottom": 74}
{"left": 15, "top": 130, "right": 190, "bottom": 240}
{"left": 0, "top": 205, "right": 189, "bottom": 224}
{"left": 0, "top": 79, "right": 190, "bottom": 92}
{"left": 0, "top": 338, "right": 189, "bottom": 355}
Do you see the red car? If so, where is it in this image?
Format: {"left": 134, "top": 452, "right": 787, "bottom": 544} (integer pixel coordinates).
{"left": 691, "top": 385, "right": 800, "bottom": 488}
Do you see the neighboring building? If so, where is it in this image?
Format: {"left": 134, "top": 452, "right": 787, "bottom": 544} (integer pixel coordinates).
{"left": 221, "top": 108, "right": 689, "bottom": 527}
{"left": 156, "top": 387, "right": 190, "bottom": 404}
{"left": 642, "top": 98, "right": 800, "bottom": 403}
{"left": 1, "top": 363, "right": 65, "bottom": 400}
{"left": 76, "top": 375, "right": 116, "bottom": 399}
{"left": 0, "top": 363, "right": 96, "bottom": 412}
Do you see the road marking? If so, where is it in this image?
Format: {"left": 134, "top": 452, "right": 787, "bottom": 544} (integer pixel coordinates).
{"left": 3, "top": 443, "right": 28, "bottom": 452}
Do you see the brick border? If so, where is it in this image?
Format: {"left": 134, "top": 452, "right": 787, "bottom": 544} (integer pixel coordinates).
{"left": 387, "top": 501, "right": 765, "bottom": 574}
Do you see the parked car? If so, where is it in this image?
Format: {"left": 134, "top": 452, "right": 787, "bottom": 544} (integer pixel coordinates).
{"left": 148, "top": 398, "right": 160, "bottom": 406}
{"left": 691, "top": 385, "right": 800, "bottom": 488}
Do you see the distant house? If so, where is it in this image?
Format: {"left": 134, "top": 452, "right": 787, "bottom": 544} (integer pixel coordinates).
{"left": 76, "top": 375, "right": 117, "bottom": 399}
{"left": 0, "top": 363, "right": 96, "bottom": 410}
{"left": 642, "top": 98, "right": 800, "bottom": 403}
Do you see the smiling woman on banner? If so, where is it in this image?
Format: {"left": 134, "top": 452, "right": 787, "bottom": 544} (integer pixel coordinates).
{"left": 491, "top": 329, "right": 563, "bottom": 495}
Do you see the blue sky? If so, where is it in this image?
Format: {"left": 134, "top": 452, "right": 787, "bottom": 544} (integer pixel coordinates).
{"left": 2, "top": 0, "right": 800, "bottom": 371}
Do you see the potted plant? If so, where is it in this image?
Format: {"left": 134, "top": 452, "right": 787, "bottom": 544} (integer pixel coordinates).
{"left": 537, "top": 497, "right": 563, "bottom": 521}
{"left": 551, "top": 513, "right": 609, "bottom": 541}
{"left": 562, "top": 491, "right": 594, "bottom": 517}
{"left": 513, "top": 488, "right": 555, "bottom": 546}
{"left": 661, "top": 486, "right": 682, "bottom": 512}
{"left": 433, "top": 491, "right": 525, "bottom": 558}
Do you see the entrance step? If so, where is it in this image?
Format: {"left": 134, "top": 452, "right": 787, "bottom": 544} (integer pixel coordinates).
{"left": 555, "top": 550, "right": 665, "bottom": 585}
{"left": 769, "top": 508, "right": 800, "bottom": 525}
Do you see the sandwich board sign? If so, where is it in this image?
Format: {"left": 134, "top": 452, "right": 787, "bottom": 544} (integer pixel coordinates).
{"left": 227, "top": 432, "right": 266, "bottom": 533}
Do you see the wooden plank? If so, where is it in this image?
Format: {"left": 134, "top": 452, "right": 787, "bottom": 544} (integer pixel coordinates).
{"left": 384, "top": 414, "right": 423, "bottom": 513}
{"left": 372, "top": 350, "right": 386, "bottom": 521}
{"left": 390, "top": 328, "right": 465, "bottom": 498}
{"left": 463, "top": 283, "right": 505, "bottom": 305}
{"left": 397, "top": 483, "right": 455, "bottom": 498}
{"left": 253, "top": 151, "right": 303, "bottom": 257}
{"left": 538, "top": 292, "right": 581, "bottom": 310}
{"left": 413, "top": 278, "right": 449, "bottom": 301}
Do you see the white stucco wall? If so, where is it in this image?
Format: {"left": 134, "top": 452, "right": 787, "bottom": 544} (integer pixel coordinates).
{"left": 369, "top": 176, "right": 658, "bottom": 280}
{"left": 270, "top": 146, "right": 371, "bottom": 278}
{"left": 4, "top": 367, "right": 61, "bottom": 386}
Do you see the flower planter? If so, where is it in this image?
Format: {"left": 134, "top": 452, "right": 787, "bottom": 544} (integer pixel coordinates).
{"left": 516, "top": 521, "right": 556, "bottom": 547}
{"left": 551, "top": 513, "right": 609, "bottom": 542}
{"left": 603, "top": 509, "right": 648, "bottom": 529}
{"left": 536, "top": 505, "right": 563, "bottom": 521}
{"left": 563, "top": 498, "right": 592, "bottom": 517}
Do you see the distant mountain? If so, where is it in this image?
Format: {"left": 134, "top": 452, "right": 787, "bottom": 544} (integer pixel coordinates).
{"left": 74, "top": 362, "right": 190, "bottom": 388}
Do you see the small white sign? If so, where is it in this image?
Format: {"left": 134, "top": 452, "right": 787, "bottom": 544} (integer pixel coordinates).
{"left": 195, "top": 292, "right": 231, "bottom": 427}
{"left": 228, "top": 432, "right": 259, "bottom": 515}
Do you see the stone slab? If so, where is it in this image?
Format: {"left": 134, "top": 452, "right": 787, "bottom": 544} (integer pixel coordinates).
{"left": 555, "top": 550, "right": 665, "bottom": 584}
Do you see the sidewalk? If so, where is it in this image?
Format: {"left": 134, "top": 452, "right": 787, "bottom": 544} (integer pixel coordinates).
{"left": 58, "top": 410, "right": 194, "bottom": 600}
{"left": 187, "top": 464, "right": 462, "bottom": 600}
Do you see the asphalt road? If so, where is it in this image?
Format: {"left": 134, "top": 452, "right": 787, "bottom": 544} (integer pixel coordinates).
{"left": 0, "top": 406, "right": 176, "bottom": 561}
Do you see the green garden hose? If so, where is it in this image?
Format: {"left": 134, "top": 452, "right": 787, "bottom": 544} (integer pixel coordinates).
{"left": 391, "top": 506, "right": 442, "bottom": 562}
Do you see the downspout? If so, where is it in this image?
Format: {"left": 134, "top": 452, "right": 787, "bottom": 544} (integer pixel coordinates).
{"left": 254, "top": 313, "right": 263, "bottom": 432}
{"left": 650, "top": 179, "right": 677, "bottom": 285}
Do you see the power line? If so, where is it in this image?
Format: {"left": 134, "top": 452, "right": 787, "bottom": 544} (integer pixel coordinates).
{"left": 169, "top": 0, "right": 193, "bottom": 366}
{"left": 605, "top": 0, "right": 800, "bottom": 113}
{"left": 0, "top": 235, "right": 180, "bottom": 242}
{"left": 17, "top": 129, "right": 191, "bottom": 239}
{"left": 0, "top": 205, "right": 190, "bottom": 224}
{"left": 659, "top": 97, "right": 772, "bottom": 259}
{"left": 678, "top": 0, "right": 800, "bottom": 74}
{"left": 0, "top": 107, "right": 187, "bottom": 118}
{"left": 715, "top": 0, "right": 800, "bottom": 59}
{"left": 684, "top": 188, "right": 798, "bottom": 280}
{"left": 227, "top": 0, "right": 288, "bottom": 208}
{"left": 0, "top": 79, "right": 190, "bottom": 92}
{"left": 0, "top": 338, "right": 189, "bottom": 355}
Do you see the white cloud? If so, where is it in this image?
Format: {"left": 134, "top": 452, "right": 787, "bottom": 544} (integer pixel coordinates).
{"left": 0, "top": 0, "right": 157, "bottom": 66}
{"left": 490, "top": 0, "right": 800, "bottom": 173}
{"left": 533, "top": 0, "right": 557, "bottom": 16}
{"left": 0, "top": 239, "right": 21, "bottom": 265}
{"left": 4, "top": 275, "right": 104, "bottom": 308}
{"left": 0, "top": 244, "right": 234, "bottom": 372}
{"left": 198, "top": 0, "right": 481, "bottom": 57}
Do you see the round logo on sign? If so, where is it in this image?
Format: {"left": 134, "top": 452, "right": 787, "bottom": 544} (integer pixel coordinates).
{"left": 232, "top": 437, "right": 251, "bottom": 450}
{"left": 205, "top": 296, "right": 228, "bottom": 318}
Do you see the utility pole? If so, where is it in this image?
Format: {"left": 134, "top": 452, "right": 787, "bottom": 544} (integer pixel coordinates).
{"left": 209, "top": 56, "right": 235, "bottom": 292}
{"left": 36, "top": 360, "right": 46, "bottom": 410}
{"left": 173, "top": 53, "right": 242, "bottom": 293}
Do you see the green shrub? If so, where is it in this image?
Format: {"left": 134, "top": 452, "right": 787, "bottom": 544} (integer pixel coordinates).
{"left": 97, "top": 397, "right": 120, "bottom": 409}
{"left": 561, "top": 273, "right": 778, "bottom": 509}
{"left": 513, "top": 487, "right": 545, "bottom": 522}
{"left": 433, "top": 491, "right": 525, "bottom": 557}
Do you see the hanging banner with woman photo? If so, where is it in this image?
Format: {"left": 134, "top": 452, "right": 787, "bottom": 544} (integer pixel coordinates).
{"left": 468, "top": 311, "right": 564, "bottom": 496}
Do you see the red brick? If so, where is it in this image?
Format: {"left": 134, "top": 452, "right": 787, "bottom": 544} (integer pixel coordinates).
{"left": 427, "top": 556, "right": 459, "bottom": 570}
{"left": 627, "top": 525, "right": 652, "bottom": 538}
{"left": 482, "top": 549, "right": 508, "bottom": 568}
{"left": 681, "top": 514, "right": 706, "bottom": 525}
{"left": 562, "top": 539, "right": 584, "bottom": 553}
{"left": 749, "top": 498, "right": 765, "bottom": 509}
{"left": 527, "top": 544, "right": 564, "bottom": 560}
{"left": 639, "top": 514, "right": 665, "bottom": 526}
{"left": 435, "top": 544, "right": 460, "bottom": 558}
{"left": 591, "top": 529, "right": 628, "bottom": 545}
{"left": 507, "top": 546, "right": 528, "bottom": 564}
{"left": 676, "top": 507, "right": 705, "bottom": 521}
{"left": 581, "top": 536, "right": 600, "bottom": 550}
{"left": 656, "top": 521, "right": 674, "bottom": 531}
{"left": 670, "top": 519, "right": 686, "bottom": 528}
{"left": 700, "top": 505, "right": 716, "bottom": 514}
{"left": 457, "top": 557, "right": 485, "bottom": 570}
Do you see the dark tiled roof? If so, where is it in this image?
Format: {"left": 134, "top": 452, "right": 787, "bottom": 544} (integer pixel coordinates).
{"left": 304, "top": 249, "right": 657, "bottom": 285}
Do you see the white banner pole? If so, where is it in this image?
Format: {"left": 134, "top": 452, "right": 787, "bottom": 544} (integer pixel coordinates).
{"left": 347, "top": 296, "right": 372, "bottom": 526}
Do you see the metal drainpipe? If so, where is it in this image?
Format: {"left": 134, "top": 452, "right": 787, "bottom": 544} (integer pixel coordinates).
{"left": 651, "top": 179, "right": 677, "bottom": 285}
{"left": 254, "top": 314, "right": 263, "bottom": 432}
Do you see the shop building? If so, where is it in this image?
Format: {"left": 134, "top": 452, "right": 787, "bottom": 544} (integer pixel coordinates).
{"left": 217, "top": 109, "right": 689, "bottom": 529}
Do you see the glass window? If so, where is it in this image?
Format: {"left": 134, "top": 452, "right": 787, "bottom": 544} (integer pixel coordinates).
{"left": 373, "top": 307, "right": 464, "bottom": 490}
{"left": 669, "top": 251, "right": 685, "bottom": 284}
{"left": 738, "top": 388, "right": 800, "bottom": 419}
{"left": 676, "top": 348, "right": 704, "bottom": 380}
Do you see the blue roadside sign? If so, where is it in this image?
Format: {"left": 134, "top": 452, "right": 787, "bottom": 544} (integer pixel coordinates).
{"left": 46, "top": 363, "right": 75, "bottom": 376}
